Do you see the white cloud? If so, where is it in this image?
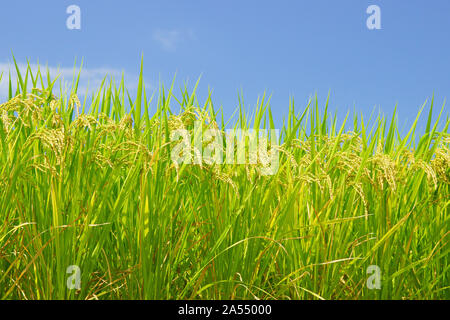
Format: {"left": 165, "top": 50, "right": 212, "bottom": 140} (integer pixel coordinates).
{"left": 152, "top": 28, "right": 195, "bottom": 51}
{"left": 0, "top": 61, "right": 143, "bottom": 101}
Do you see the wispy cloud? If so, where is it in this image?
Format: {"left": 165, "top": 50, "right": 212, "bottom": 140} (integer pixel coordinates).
{"left": 152, "top": 28, "right": 195, "bottom": 51}
{"left": 0, "top": 61, "right": 143, "bottom": 101}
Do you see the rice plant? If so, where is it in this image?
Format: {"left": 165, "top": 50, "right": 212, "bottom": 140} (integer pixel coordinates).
{"left": 0, "top": 59, "right": 448, "bottom": 300}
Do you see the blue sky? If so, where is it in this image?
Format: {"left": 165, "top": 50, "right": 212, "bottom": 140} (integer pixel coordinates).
{"left": 0, "top": 0, "right": 449, "bottom": 131}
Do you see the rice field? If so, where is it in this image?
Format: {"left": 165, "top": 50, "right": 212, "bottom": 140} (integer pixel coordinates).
{"left": 0, "top": 59, "right": 448, "bottom": 300}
